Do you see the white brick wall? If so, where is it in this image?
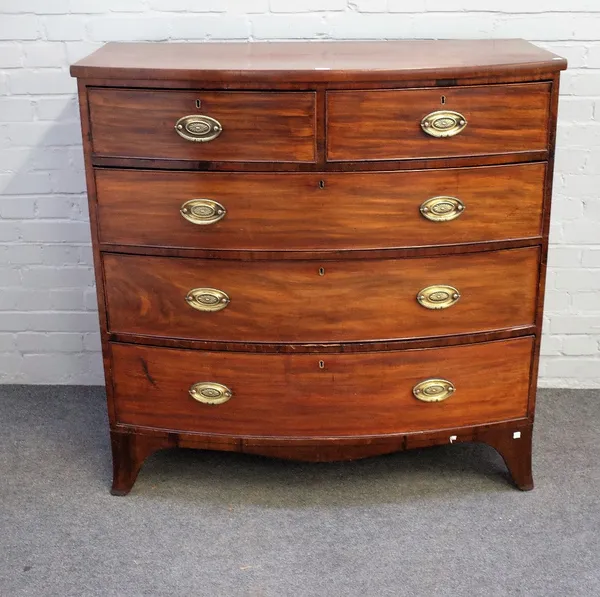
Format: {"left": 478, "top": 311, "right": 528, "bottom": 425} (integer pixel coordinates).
{"left": 0, "top": 1, "right": 599, "bottom": 387}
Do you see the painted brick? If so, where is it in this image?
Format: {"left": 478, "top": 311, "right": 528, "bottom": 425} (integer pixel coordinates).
{"left": 349, "top": 0, "right": 386, "bottom": 11}
{"left": 20, "top": 221, "right": 91, "bottom": 243}
{"left": 87, "top": 17, "right": 169, "bottom": 42}
{"left": 8, "top": 69, "right": 76, "bottom": 95}
{"left": 227, "top": 0, "right": 269, "bottom": 13}
{"left": 16, "top": 332, "right": 83, "bottom": 353}
{"left": 0, "top": 0, "right": 70, "bottom": 14}
{"left": 0, "top": 6, "right": 598, "bottom": 386}
{"left": 0, "top": 98, "right": 35, "bottom": 121}
{"left": 170, "top": 15, "right": 250, "bottom": 40}
{"left": 562, "top": 335, "right": 600, "bottom": 355}
{"left": 270, "top": 0, "right": 346, "bottom": 12}
{"left": 148, "top": 0, "right": 225, "bottom": 10}
{"left": 540, "top": 335, "right": 562, "bottom": 356}
{"left": 252, "top": 14, "right": 329, "bottom": 39}
{"left": 0, "top": 43, "right": 22, "bottom": 67}
{"left": 0, "top": 16, "right": 40, "bottom": 40}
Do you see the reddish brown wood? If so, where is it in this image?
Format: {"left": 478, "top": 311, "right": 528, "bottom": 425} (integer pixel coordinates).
{"left": 109, "top": 418, "right": 533, "bottom": 495}
{"left": 70, "top": 40, "right": 566, "bottom": 494}
{"left": 88, "top": 88, "right": 316, "bottom": 163}
{"left": 109, "top": 325, "right": 537, "bottom": 354}
{"left": 110, "top": 337, "right": 532, "bottom": 436}
{"left": 528, "top": 74, "right": 563, "bottom": 417}
{"left": 482, "top": 423, "right": 534, "bottom": 490}
{"left": 327, "top": 83, "right": 551, "bottom": 162}
{"left": 103, "top": 248, "right": 539, "bottom": 343}
{"left": 95, "top": 163, "right": 545, "bottom": 251}
{"left": 70, "top": 40, "right": 566, "bottom": 83}
{"left": 90, "top": 150, "right": 550, "bottom": 173}
{"left": 99, "top": 237, "right": 541, "bottom": 261}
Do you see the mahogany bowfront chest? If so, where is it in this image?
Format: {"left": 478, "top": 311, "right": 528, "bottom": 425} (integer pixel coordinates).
{"left": 71, "top": 40, "right": 566, "bottom": 495}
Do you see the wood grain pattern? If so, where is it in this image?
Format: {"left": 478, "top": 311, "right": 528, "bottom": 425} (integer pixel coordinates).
{"left": 69, "top": 40, "right": 566, "bottom": 493}
{"left": 109, "top": 419, "right": 535, "bottom": 495}
{"left": 88, "top": 88, "right": 316, "bottom": 162}
{"left": 103, "top": 247, "right": 540, "bottom": 343}
{"left": 96, "top": 163, "right": 545, "bottom": 251}
{"left": 110, "top": 337, "right": 533, "bottom": 436}
{"left": 327, "top": 83, "right": 551, "bottom": 161}
{"left": 70, "top": 40, "right": 566, "bottom": 83}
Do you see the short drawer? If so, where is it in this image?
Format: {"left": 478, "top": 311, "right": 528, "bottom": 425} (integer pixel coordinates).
{"left": 103, "top": 247, "right": 539, "bottom": 343}
{"left": 96, "top": 163, "right": 545, "bottom": 251}
{"left": 327, "top": 83, "right": 550, "bottom": 161}
{"left": 111, "top": 337, "right": 533, "bottom": 436}
{"left": 88, "top": 88, "right": 316, "bottom": 163}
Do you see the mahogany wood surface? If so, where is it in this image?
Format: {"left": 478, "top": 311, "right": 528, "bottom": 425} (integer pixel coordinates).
{"left": 96, "top": 163, "right": 545, "bottom": 251}
{"left": 70, "top": 40, "right": 566, "bottom": 83}
{"left": 88, "top": 88, "right": 316, "bottom": 163}
{"left": 109, "top": 419, "right": 534, "bottom": 495}
{"left": 327, "top": 83, "right": 551, "bottom": 161}
{"left": 103, "top": 248, "right": 540, "bottom": 343}
{"left": 110, "top": 337, "right": 533, "bottom": 436}
{"left": 70, "top": 40, "right": 566, "bottom": 493}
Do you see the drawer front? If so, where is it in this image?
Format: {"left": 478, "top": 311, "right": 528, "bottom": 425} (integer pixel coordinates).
{"left": 103, "top": 248, "right": 539, "bottom": 343}
{"left": 96, "top": 163, "right": 545, "bottom": 250}
{"left": 327, "top": 83, "right": 550, "bottom": 161}
{"left": 111, "top": 337, "right": 533, "bottom": 436}
{"left": 88, "top": 88, "right": 316, "bottom": 163}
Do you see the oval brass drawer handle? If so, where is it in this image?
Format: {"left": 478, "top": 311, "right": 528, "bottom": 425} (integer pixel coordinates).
{"left": 421, "top": 110, "right": 467, "bottom": 138}
{"left": 420, "top": 196, "right": 465, "bottom": 222}
{"left": 417, "top": 285, "right": 460, "bottom": 310}
{"left": 413, "top": 378, "right": 455, "bottom": 402}
{"left": 175, "top": 115, "right": 222, "bottom": 142}
{"left": 185, "top": 288, "right": 230, "bottom": 312}
{"left": 180, "top": 199, "right": 227, "bottom": 225}
{"left": 189, "top": 382, "right": 232, "bottom": 405}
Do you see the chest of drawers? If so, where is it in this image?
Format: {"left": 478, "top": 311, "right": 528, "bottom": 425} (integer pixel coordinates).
{"left": 71, "top": 40, "right": 566, "bottom": 495}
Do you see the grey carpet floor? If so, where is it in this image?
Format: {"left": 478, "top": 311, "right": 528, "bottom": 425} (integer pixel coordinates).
{"left": 0, "top": 386, "right": 599, "bottom": 597}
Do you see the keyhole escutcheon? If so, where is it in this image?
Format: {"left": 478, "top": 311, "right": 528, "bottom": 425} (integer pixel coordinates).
{"left": 319, "top": 267, "right": 325, "bottom": 276}
{"left": 319, "top": 180, "right": 325, "bottom": 189}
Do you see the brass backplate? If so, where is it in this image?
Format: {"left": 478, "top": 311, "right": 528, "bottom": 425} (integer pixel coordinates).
{"left": 421, "top": 110, "right": 467, "bottom": 138}
{"left": 417, "top": 285, "right": 460, "bottom": 310}
{"left": 420, "top": 196, "right": 465, "bottom": 222}
{"left": 185, "top": 288, "right": 230, "bottom": 312}
{"left": 189, "top": 382, "right": 232, "bottom": 405}
{"left": 175, "top": 115, "right": 222, "bottom": 142}
{"left": 180, "top": 199, "right": 227, "bottom": 225}
{"left": 413, "top": 378, "right": 455, "bottom": 402}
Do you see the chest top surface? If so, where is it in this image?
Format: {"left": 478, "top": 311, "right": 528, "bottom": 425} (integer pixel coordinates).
{"left": 70, "top": 39, "right": 566, "bottom": 83}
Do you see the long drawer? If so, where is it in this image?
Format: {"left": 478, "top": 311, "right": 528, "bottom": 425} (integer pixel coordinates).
{"left": 96, "top": 163, "right": 545, "bottom": 251}
{"left": 111, "top": 337, "right": 533, "bottom": 436}
{"left": 327, "top": 83, "right": 551, "bottom": 161}
{"left": 88, "top": 88, "right": 317, "bottom": 163}
{"left": 103, "top": 247, "right": 539, "bottom": 343}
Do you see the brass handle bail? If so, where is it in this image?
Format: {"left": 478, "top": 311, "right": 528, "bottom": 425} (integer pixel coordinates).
{"left": 420, "top": 196, "right": 465, "bottom": 222}
{"left": 421, "top": 110, "right": 467, "bottom": 138}
{"left": 185, "top": 288, "right": 230, "bottom": 312}
{"left": 413, "top": 379, "right": 455, "bottom": 402}
{"left": 417, "top": 285, "right": 461, "bottom": 310}
{"left": 180, "top": 199, "right": 227, "bottom": 225}
{"left": 175, "top": 115, "right": 223, "bottom": 142}
{"left": 189, "top": 382, "right": 232, "bottom": 405}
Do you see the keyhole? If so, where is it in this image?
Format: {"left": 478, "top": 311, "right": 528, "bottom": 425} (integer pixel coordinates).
{"left": 441, "top": 95, "right": 446, "bottom": 105}
{"left": 319, "top": 180, "right": 325, "bottom": 189}
{"left": 319, "top": 267, "right": 325, "bottom": 276}
{"left": 196, "top": 99, "right": 201, "bottom": 109}
{"left": 318, "top": 360, "right": 325, "bottom": 369}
